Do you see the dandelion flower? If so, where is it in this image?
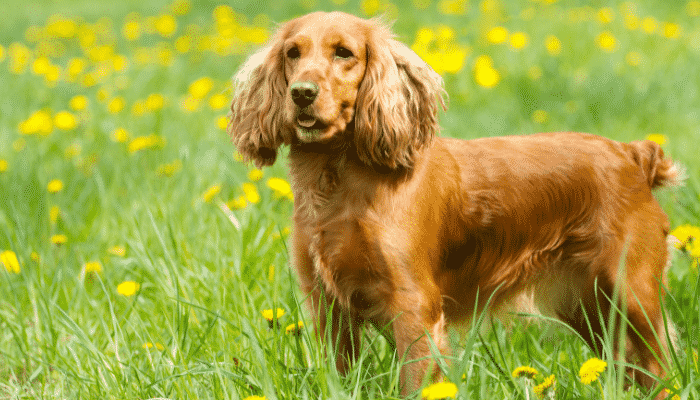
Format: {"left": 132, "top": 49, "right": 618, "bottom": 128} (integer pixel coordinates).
{"left": 421, "top": 381, "right": 458, "bottom": 399}
{"left": 248, "top": 169, "right": 263, "bottom": 182}
{"left": 486, "top": 26, "right": 508, "bottom": 44}
{"left": 262, "top": 308, "right": 285, "bottom": 328}
{"left": 512, "top": 366, "right": 539, "bottom": 379}
{"left": 473, "top": 55, "right": 500, "bottom": 88}
{"left": 242, "top": 183, "right": 260, "bottom": 204}
{"left": 128, "top": 135, "right": 166, "bottom": 153}
{"left": 108, "top": 245, "right": 126, "bottom": 257}
{"left": 596, "top": 31, "right": 617, "bottom": 52}
{"left": 209, "top": 93, "right": 228, "bottom": 110}
{"left": 285, "top": 321, "right": 304, "bottom": 335}
{"left": 117, "top": 281, "right": 140, "bottom": 296}
{"left": 671, "top": 225, "right": 700, "bottom": 249}
{"left": 533, "top": 374, "right": 556, "bottom": 398}
{"left": 0, "top": 159, "right": 8, "bottom": 172}
{"left": 262, "top": 308, "right": 285, "bottom": 322}
{"left": 545, "top": 35, "right": 562, "bottom": 56}
{"left": 509, "top": 32, "right": 529, "bottom": 50}
{"left": 157, "top": 160, "right": 182, "bottom": 177}
{"left": 227, "top": 196, "right": 247, "bottom": 210}
{"left": 267, "top": 177, "right": 293, "bottom": 199}
{"left": 51, "top": 234, "right": 68, "bottom": 245}
{"left": 69, "top": 95, "right": 89, "bottom": 111}
{"left": 54, "top": 111, "right": 78, "bottom": 130}
{"left": 645, "top": 134, "right": 666, "bottom": 145}
{"left": 47, "top": 179, "right": 64, "bottom": 193}
{"left": 242, "top": 396, "right": 267, "bottom": 400}
{"left": 143, "top": 342, "right": 165, "bottom": 350}
{"left": 112, "top": 128, "right": 130, "bottom": 143}
{"left": 579, "top": 358, "right": 607, "bottom": 384}
{"left": 1, "top": 250, "right": 21, "bottom": 274}
{"left": 107, "top": 96, "right": 126, "bottom": 114}
{"left": 189, "top": 77, "right": 214, "bottom": 99}
{"left": 84, "top": 261, "right": 102, "bottom": 273}
{"left": 202, "top": 184, "right": 222, "bottom": 202}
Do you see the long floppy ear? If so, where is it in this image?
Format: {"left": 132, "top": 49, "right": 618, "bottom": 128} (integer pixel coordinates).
{"left": 229, "top": 31, "right": 289, "bottom": 168}
{"left": 354, "top": 22, "right": 447, "bottom": 170}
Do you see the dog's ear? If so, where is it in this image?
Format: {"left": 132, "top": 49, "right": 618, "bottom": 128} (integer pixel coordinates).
{"left": 354, "top": 22, "right": 447, "bottom": 170}
{"left": 229, "top": 29, "right": 290, "bottom": 168}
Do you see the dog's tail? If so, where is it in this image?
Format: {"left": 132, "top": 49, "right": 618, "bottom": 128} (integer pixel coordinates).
{"left": 627, "top": 139, "right": 685, "bottom": 189}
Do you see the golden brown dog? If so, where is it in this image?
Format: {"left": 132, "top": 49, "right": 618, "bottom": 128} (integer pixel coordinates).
{"left": 229, "top": 11, "right": 679, "bottom": 396}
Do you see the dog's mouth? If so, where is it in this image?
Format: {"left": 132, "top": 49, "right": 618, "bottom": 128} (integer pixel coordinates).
{"left": 296, "top": 110, "right": 330, "bottom": 141}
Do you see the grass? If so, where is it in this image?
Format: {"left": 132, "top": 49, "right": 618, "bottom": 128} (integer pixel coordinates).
{"left": 1, "top": 0, "right": 699, "bottom": 398}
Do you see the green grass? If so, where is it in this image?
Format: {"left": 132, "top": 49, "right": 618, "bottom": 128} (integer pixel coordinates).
{"left": 1, "top": 0, "right": 699, "bottom": 398}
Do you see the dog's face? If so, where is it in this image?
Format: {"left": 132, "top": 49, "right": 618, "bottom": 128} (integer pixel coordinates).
{"left": 282, "top": 13, "right": 368, "bottom": 143}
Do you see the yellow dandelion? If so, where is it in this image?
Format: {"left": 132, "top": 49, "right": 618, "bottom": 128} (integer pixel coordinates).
{"left": 642, "top": 16, "right": 657, "bottom": 34}
{"left": 512, "top": 365, "right": 538, "bottom": 379}
{"left": 248, "top": 169, "right": 263, "bottom": 182}
{"left": 663, "top": 23, "right": 681, "bottom": 39}
{"left": 227, "top": 196, "right": 247, "bottom": 210}
{"left": 596, "top": 31, "right": 617, "bottom": 52}
{"left": 262, "top": 308, "right": 285, "bottom": 328}
{"left": 671, "top": 225, "right": 700, "bottom": 248}
{"left": 47, "top": 179, "right": 64, "bottom": 193}
{"left": 597, "top": 7, "right": 615, "bottom": 24}
{"left": 533, "top": 375, "right": 556, "bottom": 398}
{"left": 545, "top": 35, "right": 562, "bottom": 56}
{"left": 1, "top": 250, "right": 21, "bottom": 274}
{"left": 285, "top": 321, "right": 304, "bottom": 335}
{"left": 108, "top": 96, "right": 125, "bottom": 114}
{"left": 143, "top": 342, "right": 165, "bottom": 350}
{"left": 108, "top": 245, "right": 126, "bottom": 257}
{"left": 242, "top": 396, "right": 267, "bottom": 400}
{"left": 267, "top": 177, "right": 292, "bottom": 199}
{"left": 579, "top": 357, "right": 607, "bottom": 384}
{"left": 30, "top": 252, "right": 40, "bottom": 262}
{"left": 645, "top": 134, "right": 666, "bottom": 145}
{"left": 19, "top": 110, "right": 53, "bottom": 135}
{"left": 145, "top": 93, "right": 166, "bottom": 111}
{"left": 156, "top": 160, "right": 182, "bottom": 177}
{"left": 84, "top": 261, "right": 102, "bottom": 273}
{"left": 486, "top": 26, "right": 509, "bottom": 44}
{"left": 0, "top": 159, "right": 8, "bottom": 173}
{"left": 209, "top": 93, "right": 228, "bottom": 110}
{"left": 69, "top": 95, "right": 89, "bottom": 111}
{"left": 509, "top": 32, "right": 529, "bottom": 50}
{"left": 117, "top": 281, "right": 140, "bottom": 297}
{"left": 242, "top": 182, "right": 260, "bottom": 204}
{"left": 112, "top": 128, "right": 130, "bottom": 143}
{"left": 189, "top": 77, "right": 214, "bottom": 99}
{"left": 49, "top": 205, "right": 61, "bottom": 223}
{"left": 128, "top": 135, "right": 166, "bottom": 154}
{"left": 202, "top": 184, "right": 222, "bottom": 202}
{"left": 155, "top": 14, "right": 177, "bottom": 37}
{"left": 473, "top": 55, "right": 500, "bottom": 88}
{"left": 54, "top": 111, "right": 78, "bottom": 130}
{"left": 421, "top": 381, "right": 458, "bottom": 399}
{"left": 51, "top": 234, "right": 68, "bottom": 245}
{"left": 217, "top": 115, "right": 229, "bottom": 130}
{"left": 122, "top": 20, "right": 141, "bottom": 41}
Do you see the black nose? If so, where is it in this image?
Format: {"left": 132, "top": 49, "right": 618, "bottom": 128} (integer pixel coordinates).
{"left": 290, "top": 81, "right": 319, "bottom": 108}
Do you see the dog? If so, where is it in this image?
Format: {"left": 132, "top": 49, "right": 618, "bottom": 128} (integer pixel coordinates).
{"left": 229, "top": 11, "right": 680, "bottom": 396}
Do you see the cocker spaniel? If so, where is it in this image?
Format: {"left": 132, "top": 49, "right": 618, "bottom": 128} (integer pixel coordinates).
{"left": 229, "top": 11, "right": 680, "bottom": 397}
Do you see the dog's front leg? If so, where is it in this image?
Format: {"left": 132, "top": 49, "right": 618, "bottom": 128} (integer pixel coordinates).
{"left": 393, "top": 298, "right": 447, "bottom": 396}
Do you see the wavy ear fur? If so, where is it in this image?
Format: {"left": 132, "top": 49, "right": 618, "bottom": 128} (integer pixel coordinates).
{"left": 229, "top": 29, "right": 289, "bottom": 168}
{"left": 354, "top": 21, "right": 447, "bottom": 170}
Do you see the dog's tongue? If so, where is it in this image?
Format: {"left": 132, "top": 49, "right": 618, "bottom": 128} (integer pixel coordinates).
{"left": 298, "top": 113, "right": 316, "bottom": 128}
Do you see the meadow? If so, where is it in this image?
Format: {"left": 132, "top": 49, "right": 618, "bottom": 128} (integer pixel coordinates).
{"left": 1, "top": 0, "right": 699, "bottom": 398}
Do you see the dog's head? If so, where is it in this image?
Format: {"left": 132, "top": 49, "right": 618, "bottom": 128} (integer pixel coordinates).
{"left": 229, "top": 11, "right": 446, "bottom": 170}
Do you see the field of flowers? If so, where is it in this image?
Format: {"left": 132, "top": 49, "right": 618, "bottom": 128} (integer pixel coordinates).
{"left": 1, "top": 0, "right": 699, "bottom": 398}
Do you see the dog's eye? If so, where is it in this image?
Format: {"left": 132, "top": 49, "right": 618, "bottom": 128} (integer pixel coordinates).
{"left": 287, "top": 47, "right": 300, "bottom": 59}
{"left": 335, "top": 46, "right": 353, "bottom": 59}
